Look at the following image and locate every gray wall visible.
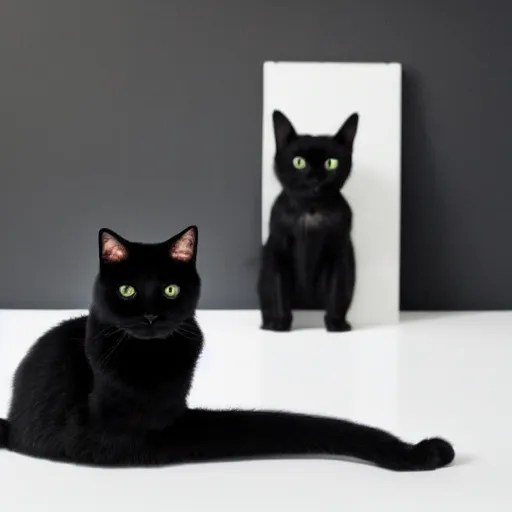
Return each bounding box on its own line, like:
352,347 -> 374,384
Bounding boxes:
1,0 -> 511,310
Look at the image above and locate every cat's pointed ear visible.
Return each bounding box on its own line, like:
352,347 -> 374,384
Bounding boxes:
334,113 -> 359,150
273,110 -> 297,151
169,226 -> 198,263
99,229 -> 129,264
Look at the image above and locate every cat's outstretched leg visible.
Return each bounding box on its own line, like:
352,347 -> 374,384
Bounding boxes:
258,237 -> 293,332
324,240 -> 355,332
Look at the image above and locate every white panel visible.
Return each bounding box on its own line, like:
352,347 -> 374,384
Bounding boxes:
262,62 -> 401,328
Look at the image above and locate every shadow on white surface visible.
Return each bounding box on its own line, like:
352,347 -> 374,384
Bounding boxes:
398,311 -> 490,324
449,453 -> 475,468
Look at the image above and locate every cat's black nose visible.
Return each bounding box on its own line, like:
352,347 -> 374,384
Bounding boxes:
144,314 -> 158,325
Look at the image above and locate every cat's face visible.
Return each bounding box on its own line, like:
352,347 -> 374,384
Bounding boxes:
92,226 -> 200,339
272,111 -> 359,196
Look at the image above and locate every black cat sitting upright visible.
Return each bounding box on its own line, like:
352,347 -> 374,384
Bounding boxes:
259,111 -> 358,332
0,226 -> 454,471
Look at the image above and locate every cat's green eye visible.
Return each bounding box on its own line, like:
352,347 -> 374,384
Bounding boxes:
163,284 -> 180,299
118,285 -> 136,299
325,158 -> 339,171
293,156 -> 307,170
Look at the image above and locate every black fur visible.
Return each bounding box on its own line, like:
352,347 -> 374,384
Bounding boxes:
0,226 -> 454,470
0,419 -> 8,448
259,111 -> 358,332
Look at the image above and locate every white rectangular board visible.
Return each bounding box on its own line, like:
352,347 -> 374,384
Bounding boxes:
262,62 -> 401,328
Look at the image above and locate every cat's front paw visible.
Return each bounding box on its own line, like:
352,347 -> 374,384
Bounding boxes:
324,315 -> 351,332
261,316 -> 292,332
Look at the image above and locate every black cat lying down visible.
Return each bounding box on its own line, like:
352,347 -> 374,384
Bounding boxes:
0,227 -> 454,471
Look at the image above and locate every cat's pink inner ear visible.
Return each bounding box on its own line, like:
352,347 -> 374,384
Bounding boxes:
101,233 -> 128,263
170,228 -> 196,262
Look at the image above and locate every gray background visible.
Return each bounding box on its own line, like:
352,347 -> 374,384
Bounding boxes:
1,0 -> 511,310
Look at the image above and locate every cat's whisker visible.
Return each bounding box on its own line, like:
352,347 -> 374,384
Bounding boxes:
175,326 -> 201,341
175,324 -> 195,334
176,325 -> 197,335
91,325 -> 118,340
104,328 -> 123,338
100,332 -> 126,368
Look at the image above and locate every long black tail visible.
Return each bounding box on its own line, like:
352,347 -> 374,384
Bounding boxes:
0,419 -> 8,448
2,410 -> 454,471
162,409 -> 455,471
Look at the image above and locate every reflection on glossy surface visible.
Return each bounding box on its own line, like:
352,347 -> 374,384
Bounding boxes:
0,310 -> 510,510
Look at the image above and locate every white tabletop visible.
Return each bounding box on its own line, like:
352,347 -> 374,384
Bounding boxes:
0,310 -> 510,511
